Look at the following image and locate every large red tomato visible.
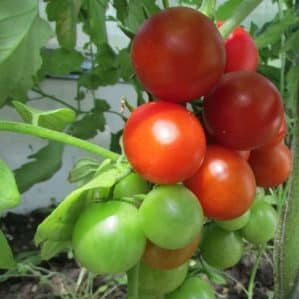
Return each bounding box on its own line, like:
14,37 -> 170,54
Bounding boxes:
131,7 -> 225,103
217,22 -> 258,72
203,71 -> 284,150
249,143 -> 292,187
123,101 -> 206,184
184,145 -> 256,220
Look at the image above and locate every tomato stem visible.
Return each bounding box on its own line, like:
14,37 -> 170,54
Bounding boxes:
219,0 -> 263,38
200,0 -> 216,19
0,121 -> 120,161
126,262 -> 140,299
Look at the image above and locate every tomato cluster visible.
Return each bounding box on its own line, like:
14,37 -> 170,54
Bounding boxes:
71,6 -> 292,298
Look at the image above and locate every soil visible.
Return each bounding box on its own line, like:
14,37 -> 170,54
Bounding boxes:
0,209 -> 274,299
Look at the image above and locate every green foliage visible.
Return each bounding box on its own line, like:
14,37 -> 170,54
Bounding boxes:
0,1 -> 52,105
46,0 -> 81,50
0,230 -> 16,269
0,161 -> 20,214
14,142 -> 64,193
216,0 -> 243,20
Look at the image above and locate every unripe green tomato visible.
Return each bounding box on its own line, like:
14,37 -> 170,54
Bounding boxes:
165,277 -> 215,299
72,201 -> 146,274
138,184 -> 204,249
241,199 -> 278,245
200,224 -> 243,269
139,261 -> 188,295
215,210 -> 251,231
113,173 -> 149,199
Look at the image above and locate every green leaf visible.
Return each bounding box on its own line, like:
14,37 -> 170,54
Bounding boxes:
94,99 -> 110,112
35,165 -> 130,250
82,0 -> 108,47
255,13 -> 299,48
110,130 -> 123,154
258,65 -> 281,90
113,0 -> 129,24
286,66 -> 299,111
69,112 -> 106,139
118,48 -> 134,81
0,161 -> 20,214
13,101 -> 76,131
14,142 -> 64,193
40,48 -> 84,76
216,0 -> 243,20
0,230 -> 16,269
0,9 -> 52,105
46,0 -> 81,50
40,240 -> 70,260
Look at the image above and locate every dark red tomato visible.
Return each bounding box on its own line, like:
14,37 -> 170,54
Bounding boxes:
217,22 -> 258,72
235,150 -> 251,160
142,235 -> 200,270
123,101 -> 206,184
131,7 -> 225,103
184,145 -> 256,220
203,71 -> 284,150
249,143 -> 292,187
258,117 -> 287,150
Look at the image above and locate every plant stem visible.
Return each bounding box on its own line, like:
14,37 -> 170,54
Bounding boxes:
219,0 -> 263,38
278,0 -> 286,94
0,121 -> 120,160
247,246 -> 265,299
200,0 -> 216,19
162,0 -> 169,9
126,262 -> 140,299
31,87 -> 78,111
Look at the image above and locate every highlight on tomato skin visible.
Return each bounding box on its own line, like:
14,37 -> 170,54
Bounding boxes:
217,21 -> 259,72
203,71 -> 284,150
248,143 -> 292,188
184,145 -> 256,220
131,6 -> 226,103
123,101 -> 207,184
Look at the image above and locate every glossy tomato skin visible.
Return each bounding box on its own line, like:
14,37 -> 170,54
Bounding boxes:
165,277 -> 215,299
139,185 -> 204,250
248,143 -> 292,187
203,71 -> 284,150
185,145 -> 256,220
123,101 -> 206,184
142,234 -> 200,270
200,224 -> 243,269
131,7 -> 225,102
72,202 -> 146,274
216,210 -> 251,231
113,173 -> 149,199
235,150 -> 251,160
241,200 -> 278,245
218,22 -> 258,72
139,261 -> 188,295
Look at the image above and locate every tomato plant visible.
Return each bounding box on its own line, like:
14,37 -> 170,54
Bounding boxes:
123,101 -> 206,184
200,224 -> 244,269
165,277 -> 215,299
203,71 -> 284,150
185,145 -> 256,220
249,143 -> 292,187
241,199 -> 278,245
217,22 -> 259,72
131,6 -> 225,102
138,184 -> 204,249
72,201 -> 146,274
139,261 -> 188,295
142,234 -> 200,270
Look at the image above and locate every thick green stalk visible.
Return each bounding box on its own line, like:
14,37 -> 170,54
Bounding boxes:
274,81 -> 299,299
127,263 -> 140,299
200,0 -> 216,19
219,0 -> 263,38
0,121 -> 119,160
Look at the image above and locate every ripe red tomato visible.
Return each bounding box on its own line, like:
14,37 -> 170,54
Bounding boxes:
184,145 -> 256,220
235,150 -> 251,160
217,22 -> 258,72
142,235 -> 200,270
203,71 -> 284,150
131,7 -> 225,103
248,143 -> 292,187
258,117 -> 287,150
123,101 -> 206,184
